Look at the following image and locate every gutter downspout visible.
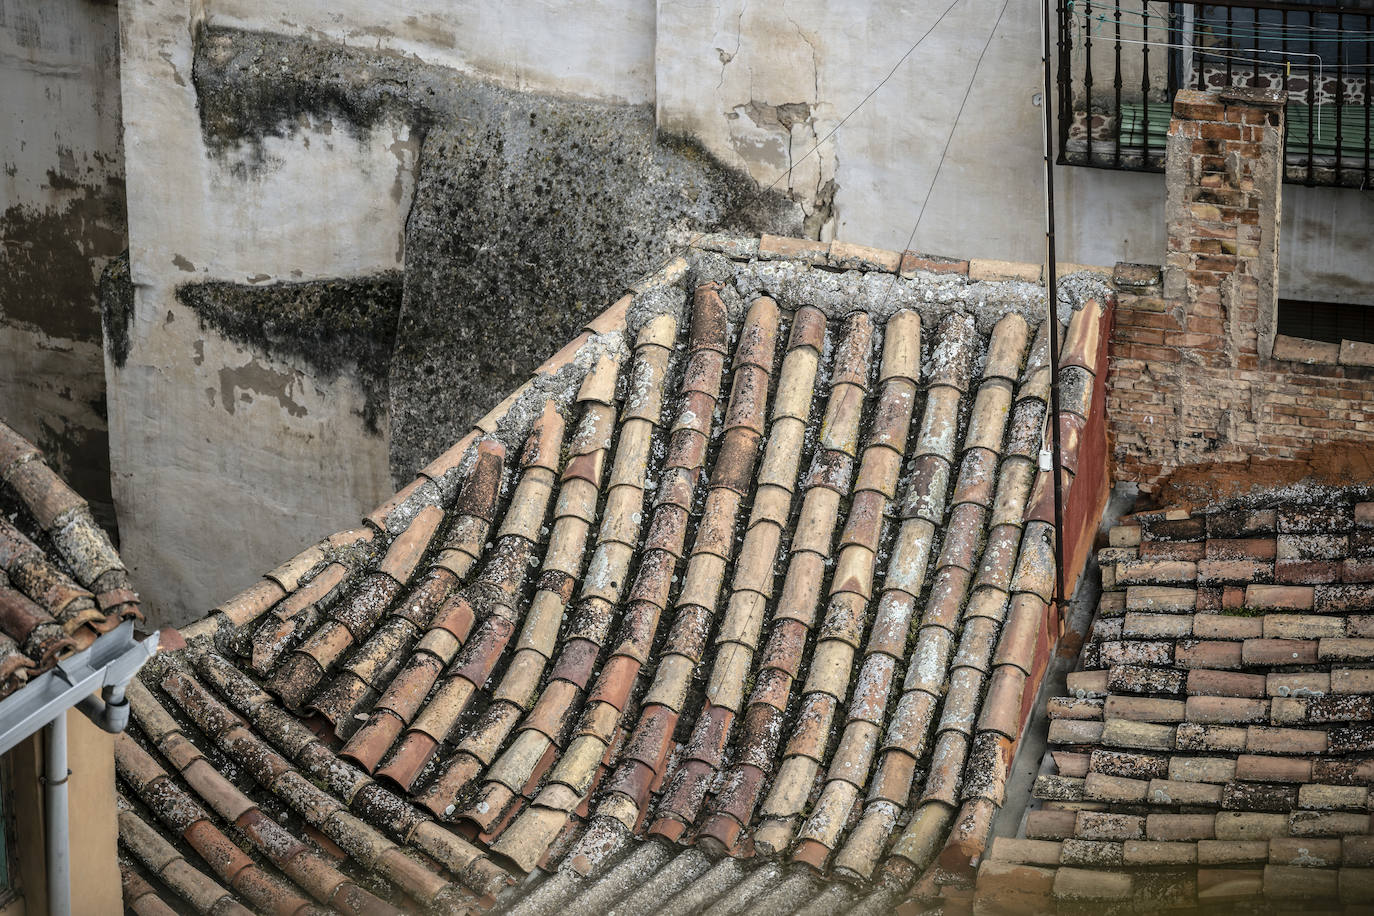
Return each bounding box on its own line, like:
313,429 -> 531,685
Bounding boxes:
33,624 -> 157,916
44,713 -> 69,916
74,683 -> 131,735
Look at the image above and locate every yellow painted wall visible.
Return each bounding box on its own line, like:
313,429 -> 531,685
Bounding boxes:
6,710 -> 121,916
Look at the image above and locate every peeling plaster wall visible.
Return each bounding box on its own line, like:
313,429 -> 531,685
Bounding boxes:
109,0 -> 1371,625
655,0 -> 1138,256
114,3 -> 797,625
655,0 -> 1373,303
113,0 -> 406,624
1,0 -> 125,532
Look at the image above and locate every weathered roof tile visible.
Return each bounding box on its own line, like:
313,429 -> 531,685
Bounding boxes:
118,238 -> 1119,912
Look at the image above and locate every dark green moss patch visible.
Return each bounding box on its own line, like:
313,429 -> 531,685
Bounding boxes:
1221,605 -> 1265,617
192,26 -> 435,160
176,273 -> 404,432
100,251 -> 134,368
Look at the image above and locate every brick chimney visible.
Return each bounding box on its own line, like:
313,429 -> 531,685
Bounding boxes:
1163,87 -> 1286,359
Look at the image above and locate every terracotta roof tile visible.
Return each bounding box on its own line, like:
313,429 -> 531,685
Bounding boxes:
0,420 -> 144,676
122,239 -> 1117,912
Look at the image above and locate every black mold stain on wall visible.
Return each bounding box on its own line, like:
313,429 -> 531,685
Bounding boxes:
1,184 -> 127,535
393,107 -> 801,483
1,185 -> 126,343
99,250 -> 134,369
193,27 -> 805,484
175,273 -> 405,433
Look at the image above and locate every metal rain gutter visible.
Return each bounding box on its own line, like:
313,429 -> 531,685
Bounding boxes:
0,620 -> 160,916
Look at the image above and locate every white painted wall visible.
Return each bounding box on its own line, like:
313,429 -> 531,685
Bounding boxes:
654,0 -> 1371,302
1,0 -> 125,523
108,0 -> 1372,624
113,0 -> 411,624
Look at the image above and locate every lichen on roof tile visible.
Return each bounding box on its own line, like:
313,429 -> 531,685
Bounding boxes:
118,235 -> 1112,914
0,420 -> 145,687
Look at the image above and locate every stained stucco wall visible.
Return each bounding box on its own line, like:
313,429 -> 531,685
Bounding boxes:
208,0 -> 656,105
104,0 -> 1370,625
114,1 -> 797,626
112,0 -> 405,623
199,0 -> 1369,301
654,0 -> 1374,304
0,0 -> 125,532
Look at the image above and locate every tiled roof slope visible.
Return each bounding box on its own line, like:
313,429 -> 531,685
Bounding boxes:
975,491 -> 1374,913
0,420 -> 143,696
120,236 -> 1111,914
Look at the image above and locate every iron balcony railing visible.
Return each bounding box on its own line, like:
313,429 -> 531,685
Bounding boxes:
1057,0 -> 1374,187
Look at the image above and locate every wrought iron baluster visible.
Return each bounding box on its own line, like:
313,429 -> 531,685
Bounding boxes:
1142,0 -> 1151,160
1059,0 -> 1073,158
1195,1 -> 1204,91
1281,9 -> 1290,172
1335,10 -> 1344,186
1167,3 -> 1179,101
1085,0 -> 1095,162
1050,0 -> 1372,188
1281,9 -> 1289,99
1115,0 -> 1123,165
1226,6 -> 1234,84
1307,9 -> 1315,185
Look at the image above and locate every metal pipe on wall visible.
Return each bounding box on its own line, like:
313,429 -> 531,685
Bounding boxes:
1043,0 -> 1069,613
44,713 -> 69,916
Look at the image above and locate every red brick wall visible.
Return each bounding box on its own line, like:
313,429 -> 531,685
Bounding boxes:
1107,89 -> 1374,499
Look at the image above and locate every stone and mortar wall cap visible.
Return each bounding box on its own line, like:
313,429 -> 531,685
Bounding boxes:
969,259 -> 1042,284
1218,86 -> 1287,108
900,251 -> 971,278
1113,263 -> 1162,289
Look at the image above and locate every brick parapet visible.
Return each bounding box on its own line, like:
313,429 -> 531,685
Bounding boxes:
1104,90 -> 1374,496
1108,278 -> 1374,493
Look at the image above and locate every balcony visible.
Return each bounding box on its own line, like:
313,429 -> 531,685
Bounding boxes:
1057,0 -> 1374,187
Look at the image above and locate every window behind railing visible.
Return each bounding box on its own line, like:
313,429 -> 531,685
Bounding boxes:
1278,298 -> 1374,345
1058,0 -> 1374,187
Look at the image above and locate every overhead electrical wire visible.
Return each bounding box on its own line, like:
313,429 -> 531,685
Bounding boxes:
882,0 -> 1015,303
759,0 -> 971,195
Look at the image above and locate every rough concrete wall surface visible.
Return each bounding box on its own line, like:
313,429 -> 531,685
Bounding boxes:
113,7 -> 801,625
390,106 -> 799,481
174,273 -> 404,433
163,0 -> 1374,304
655,0 -> 1154,261
1278,185 -> 1374,304
209,0 -> 656,105
190,24 -> 801,479
1,0 -> 126,532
